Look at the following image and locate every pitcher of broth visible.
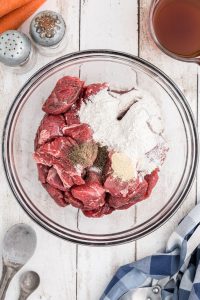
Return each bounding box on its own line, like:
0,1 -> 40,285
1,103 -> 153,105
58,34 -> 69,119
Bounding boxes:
149,0 -> 200,63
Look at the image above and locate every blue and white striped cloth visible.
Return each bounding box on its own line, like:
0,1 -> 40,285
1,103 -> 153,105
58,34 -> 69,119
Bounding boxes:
100,204 -> 200,300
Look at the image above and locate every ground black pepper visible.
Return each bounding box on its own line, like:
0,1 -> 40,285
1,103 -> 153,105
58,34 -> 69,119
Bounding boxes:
69,142 -> 98,167
94,145 -> 108,170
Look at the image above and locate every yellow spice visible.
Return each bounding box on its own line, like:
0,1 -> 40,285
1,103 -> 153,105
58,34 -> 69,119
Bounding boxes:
111,152 -> 137,181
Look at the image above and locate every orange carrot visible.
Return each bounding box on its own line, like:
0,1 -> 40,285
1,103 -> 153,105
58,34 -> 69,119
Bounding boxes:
0,0 -> 46,34
0,0 -> 33,18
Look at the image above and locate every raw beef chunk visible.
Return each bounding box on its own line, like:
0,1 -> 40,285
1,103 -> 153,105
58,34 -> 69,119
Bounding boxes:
37,137 -> 77,159
71,182 -> 105,210
34,151 -> 54,167
34,137 -> 85,188
46,167 -> 66,191
104,175 -> 140,198
42,76 -> 84,115
65,191 -> 83,209
64,106 -> 80,125
82,203 -> 114,218
35,114 -> 65,149
43,183 -> 68,207
62,123 -> 93,143
86,170 -> 103,184
109,180 -> 148,209
37,164 -> 49,183
83,83 -> 109,99
54,163 -> 85,188
144,169 -> 159,197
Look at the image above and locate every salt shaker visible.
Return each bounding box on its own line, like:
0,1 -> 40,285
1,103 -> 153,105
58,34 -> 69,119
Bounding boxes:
0,30 -> 36,72
30,10 -> 66,56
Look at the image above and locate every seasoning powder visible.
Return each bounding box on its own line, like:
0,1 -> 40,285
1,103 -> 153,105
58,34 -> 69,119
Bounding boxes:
69,142 -> 98,167
79,87 -> 167,179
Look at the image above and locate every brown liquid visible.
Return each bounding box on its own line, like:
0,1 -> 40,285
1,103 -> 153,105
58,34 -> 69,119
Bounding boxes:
152,0 -> 200,58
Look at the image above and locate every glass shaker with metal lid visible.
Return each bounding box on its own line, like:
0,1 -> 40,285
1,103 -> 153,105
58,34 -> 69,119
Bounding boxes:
0,30 -> 36,72
30,10 -> 66,56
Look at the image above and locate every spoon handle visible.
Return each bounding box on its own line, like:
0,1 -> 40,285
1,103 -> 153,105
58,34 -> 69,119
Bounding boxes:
0,263 -> 18,300
18,290 -> 29,300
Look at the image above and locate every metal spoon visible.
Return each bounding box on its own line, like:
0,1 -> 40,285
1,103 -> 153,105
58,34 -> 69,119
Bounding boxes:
0,224 -> 37,300
18,271 -> 40,300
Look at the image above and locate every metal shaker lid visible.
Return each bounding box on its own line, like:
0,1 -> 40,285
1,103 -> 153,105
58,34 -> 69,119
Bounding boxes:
30,10 -> 66,47
0,31 -> 32,67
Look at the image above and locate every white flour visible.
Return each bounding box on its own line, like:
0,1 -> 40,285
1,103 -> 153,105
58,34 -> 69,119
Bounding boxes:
79,87 -> 167,179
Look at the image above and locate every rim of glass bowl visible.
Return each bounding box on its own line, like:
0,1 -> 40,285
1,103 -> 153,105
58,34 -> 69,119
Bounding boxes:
2,50 -> 198,246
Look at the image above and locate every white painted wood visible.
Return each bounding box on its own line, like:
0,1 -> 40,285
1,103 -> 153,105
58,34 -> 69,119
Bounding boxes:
0,0 -> 198,299
0,0 -> 79,299
136,0 -> 198,259
77,244 -> 136,300
80,0 -> 138,53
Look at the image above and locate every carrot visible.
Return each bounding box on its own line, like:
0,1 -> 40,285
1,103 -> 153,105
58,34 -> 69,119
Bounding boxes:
0,0 -> 46,34
0,0 -> 33,18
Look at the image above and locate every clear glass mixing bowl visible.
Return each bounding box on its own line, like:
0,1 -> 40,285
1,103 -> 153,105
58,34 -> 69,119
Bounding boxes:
2,50 -> 198,246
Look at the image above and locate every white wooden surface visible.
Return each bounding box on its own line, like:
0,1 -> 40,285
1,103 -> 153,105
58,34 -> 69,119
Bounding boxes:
0,1 -> 198,299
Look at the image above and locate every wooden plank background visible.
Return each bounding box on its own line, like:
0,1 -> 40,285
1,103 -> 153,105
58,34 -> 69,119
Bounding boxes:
0,0 -> 198,299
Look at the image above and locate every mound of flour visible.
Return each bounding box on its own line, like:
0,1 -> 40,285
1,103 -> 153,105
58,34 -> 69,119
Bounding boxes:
79,87 -> 166,178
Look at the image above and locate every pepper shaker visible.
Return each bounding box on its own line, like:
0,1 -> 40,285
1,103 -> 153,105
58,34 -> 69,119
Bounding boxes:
0,30 -> 36,72
30,10 -> 66,56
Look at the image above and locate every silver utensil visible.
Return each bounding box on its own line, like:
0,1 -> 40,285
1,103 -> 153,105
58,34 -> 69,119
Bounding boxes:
0,224 -> 37,300
0,31 -> 32,67
18,271 -> 40,300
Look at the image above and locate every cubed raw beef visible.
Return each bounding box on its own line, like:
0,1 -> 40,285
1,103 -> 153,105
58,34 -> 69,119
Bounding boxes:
43,183 -> 68,207
34,137 -> 85,188
108,195 -> 130,209
109,180 -> 148,209
86,170 -> 102,184
64,106 -> 80,125
65,191 -> 83,209
36,137 -> 97,169
54,163 -> 85,188
131,179 -> 149,201
145,169 -> 159,197
37,137 -> 77,159
46,167 -> 66,191
83,83 -> 109,99
71,182 -> 105,210
35,114 -> 65,149
68,170 -> 105,212
37,164 -> 50,183
62,123 -> 93,143
34,148 -> 67,170
110,170 -> 159,210
33,152 -> 54,166
42,76 -> 84,115
104,175 -> 140,198
82,202 -> 113,218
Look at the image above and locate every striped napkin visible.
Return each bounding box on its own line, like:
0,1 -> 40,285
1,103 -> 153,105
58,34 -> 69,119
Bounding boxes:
100,204 -> 200,300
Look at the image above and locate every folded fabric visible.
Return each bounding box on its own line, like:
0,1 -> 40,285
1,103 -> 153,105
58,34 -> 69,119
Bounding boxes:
100,204 -> 200,300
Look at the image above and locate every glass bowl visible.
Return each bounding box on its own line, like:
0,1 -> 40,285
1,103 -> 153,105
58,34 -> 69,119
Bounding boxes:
2,50 -> 198,246
149,0 -> 200,64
